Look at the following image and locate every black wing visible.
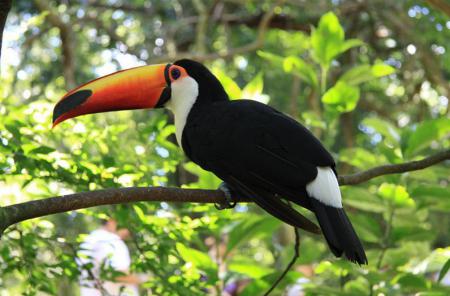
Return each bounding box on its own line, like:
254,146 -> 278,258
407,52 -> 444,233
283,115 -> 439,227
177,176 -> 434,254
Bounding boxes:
182,100 -> 335,233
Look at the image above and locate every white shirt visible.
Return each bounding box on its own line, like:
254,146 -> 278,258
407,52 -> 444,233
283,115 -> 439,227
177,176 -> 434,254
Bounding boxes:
77,229 -> 139,296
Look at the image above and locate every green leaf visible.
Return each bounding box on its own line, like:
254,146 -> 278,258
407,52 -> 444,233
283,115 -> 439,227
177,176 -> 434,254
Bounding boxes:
240,271 -> 300,296
392,273 -> 429,290
411,185 -> 449,199
391,226 -> 434,243
29,146 -> 56,155
228,262 -> 273,278
342,187 -> 386,213
322,81 -> 360,113
339,147 -> 382,169
258,51 -> 318,87
339,64 -> 374,86
350,214 -> 382,243
340,62 -> 395,86
372,61 -> 396,77
416,293 -> 449,296
212,67 -> 242,100
344,276 -> 370,295
176,243 -> 217,273
405,118 -> 450,157
283,56 -> 318,87
311,12 -> 345,66
378,183 -> 415,207
242,72 -> 264,98
340,39 -> 365,54
257,50 -> 284,65
438,258 -> 450,282
363,117 -> 400,147
226,215 -> 280,257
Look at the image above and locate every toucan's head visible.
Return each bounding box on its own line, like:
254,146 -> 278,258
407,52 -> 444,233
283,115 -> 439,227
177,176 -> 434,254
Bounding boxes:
52,59 -> 227,127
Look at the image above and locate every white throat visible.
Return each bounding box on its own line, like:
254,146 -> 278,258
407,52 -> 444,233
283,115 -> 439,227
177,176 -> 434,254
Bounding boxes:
166,76 -> 199,146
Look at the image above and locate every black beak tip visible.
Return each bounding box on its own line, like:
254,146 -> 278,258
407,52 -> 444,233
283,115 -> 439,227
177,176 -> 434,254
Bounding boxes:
52,89 -> 92,124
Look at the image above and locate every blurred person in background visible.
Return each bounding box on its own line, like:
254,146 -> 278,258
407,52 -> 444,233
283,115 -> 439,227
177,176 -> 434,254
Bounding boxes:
76,218 -> 148,296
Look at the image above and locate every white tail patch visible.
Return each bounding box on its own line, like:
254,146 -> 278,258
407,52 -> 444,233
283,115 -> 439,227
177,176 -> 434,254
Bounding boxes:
306,166 -> 342,208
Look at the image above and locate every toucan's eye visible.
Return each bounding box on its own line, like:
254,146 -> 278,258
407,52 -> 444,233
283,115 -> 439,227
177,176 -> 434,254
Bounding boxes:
171,68 -> 181,80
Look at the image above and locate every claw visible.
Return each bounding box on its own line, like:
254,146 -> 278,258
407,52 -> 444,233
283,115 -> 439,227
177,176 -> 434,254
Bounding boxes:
215,182 -> 237,210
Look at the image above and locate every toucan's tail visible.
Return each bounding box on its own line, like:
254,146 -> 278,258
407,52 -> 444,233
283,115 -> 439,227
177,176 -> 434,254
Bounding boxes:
310,198 -> 368,264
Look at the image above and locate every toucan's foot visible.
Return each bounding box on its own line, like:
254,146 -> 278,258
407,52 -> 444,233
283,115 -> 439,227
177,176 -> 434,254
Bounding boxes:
215,182 -> 237,210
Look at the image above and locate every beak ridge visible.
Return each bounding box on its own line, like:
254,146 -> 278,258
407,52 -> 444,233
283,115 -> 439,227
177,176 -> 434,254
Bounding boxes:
52,64 -> 169,127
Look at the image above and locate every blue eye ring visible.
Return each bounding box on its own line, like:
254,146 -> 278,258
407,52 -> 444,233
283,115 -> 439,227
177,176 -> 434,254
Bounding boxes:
171,68 -> 181,80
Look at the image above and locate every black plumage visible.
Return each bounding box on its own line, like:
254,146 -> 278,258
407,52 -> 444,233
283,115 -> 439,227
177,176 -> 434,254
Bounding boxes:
175,60 -> 367,264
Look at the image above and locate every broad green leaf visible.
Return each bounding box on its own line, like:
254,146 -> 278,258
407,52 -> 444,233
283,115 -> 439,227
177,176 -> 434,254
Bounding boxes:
133,204 -> 148,223
176,243 -> 216,272
212,67 -> 242,99
228,262 -> 273,278
340,62 -> 395,86
283,56 -> 318,87
339,147 -> 382,169
372,61 -> 396,77
239,278 -> 270,296
391,226 -> 434,243
411,185 -> 450,211
438,258 -> 450,282
342,187 -> 386,213
258,51 -> 318,86
350,214 -> 382,243
416,293 -> 449,296
339,64 -> 374,86
257,50 -> 284,65
378,183 -> 415,207
302,111 -> 327,129
392,273 -> 429,290
311,12 -> 345,66
405,118 -> 450,157
242,72 -> 263,98
340,39 -> 365,54
242,72 -> 269,103
240,271 -> 300,296
322,81 -> 360,113
363,117 -> 400,147
29,146 -> 56,155
25,11 -> 49,29
183,162 -> 221,189
344,276 -> 370,295
226,215 -> 280,257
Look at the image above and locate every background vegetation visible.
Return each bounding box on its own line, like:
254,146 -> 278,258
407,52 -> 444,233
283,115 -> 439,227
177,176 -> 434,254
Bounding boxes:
0,0 -> 449,295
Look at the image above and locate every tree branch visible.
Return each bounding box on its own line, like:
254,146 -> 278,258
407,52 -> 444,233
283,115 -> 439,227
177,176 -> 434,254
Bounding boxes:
0,0 -> 12,63
339,149 -> 450,185
425,0 -> 450,18
149,0 -> 284,63
0,150 -> 448,237
34,0 -> 76,90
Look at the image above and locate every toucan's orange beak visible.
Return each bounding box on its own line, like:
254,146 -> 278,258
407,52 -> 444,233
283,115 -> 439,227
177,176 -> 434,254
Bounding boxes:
52,64 -> 171,127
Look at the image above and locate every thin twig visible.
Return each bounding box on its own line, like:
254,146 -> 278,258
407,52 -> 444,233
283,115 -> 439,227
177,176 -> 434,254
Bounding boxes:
264,226 -> 300,296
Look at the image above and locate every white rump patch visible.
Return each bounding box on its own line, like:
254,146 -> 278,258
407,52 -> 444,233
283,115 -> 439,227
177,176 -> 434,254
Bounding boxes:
306,166 -> 342,208
166,76 -> 199,146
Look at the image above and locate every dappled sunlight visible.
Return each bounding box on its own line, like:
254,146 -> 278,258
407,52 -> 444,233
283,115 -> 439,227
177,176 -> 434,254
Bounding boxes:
0,1 -> 449,295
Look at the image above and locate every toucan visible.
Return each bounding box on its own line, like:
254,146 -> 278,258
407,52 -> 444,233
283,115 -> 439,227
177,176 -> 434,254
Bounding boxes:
52,59 -> 367,264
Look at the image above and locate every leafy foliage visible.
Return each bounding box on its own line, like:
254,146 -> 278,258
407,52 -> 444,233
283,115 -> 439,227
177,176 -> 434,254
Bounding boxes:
0,1 -> 449,296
